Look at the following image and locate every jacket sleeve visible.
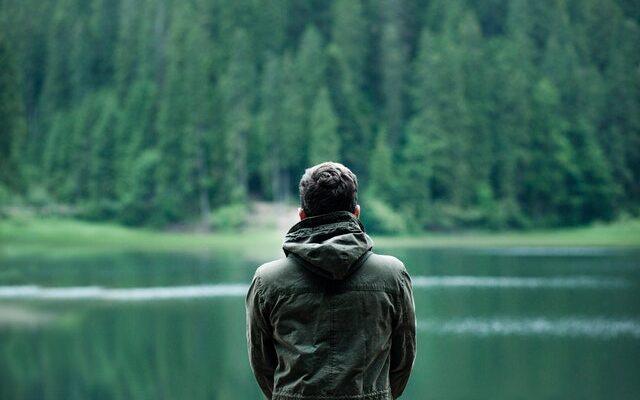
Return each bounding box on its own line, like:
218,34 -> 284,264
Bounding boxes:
246,275 -> 277,399
389,268 -> 417,399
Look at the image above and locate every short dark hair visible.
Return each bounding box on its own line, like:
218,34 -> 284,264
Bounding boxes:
299,162 -> 358,217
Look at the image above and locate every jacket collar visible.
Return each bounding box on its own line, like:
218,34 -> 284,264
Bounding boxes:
282,211 -> 373,280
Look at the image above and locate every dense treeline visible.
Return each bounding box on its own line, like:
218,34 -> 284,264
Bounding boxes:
0,0 -> 638,231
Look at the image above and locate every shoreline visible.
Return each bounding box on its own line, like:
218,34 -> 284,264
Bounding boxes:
2,217 -> 639,255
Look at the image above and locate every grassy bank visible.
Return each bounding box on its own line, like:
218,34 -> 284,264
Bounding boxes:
1,217 -> 639,257
0,217 -> 284,257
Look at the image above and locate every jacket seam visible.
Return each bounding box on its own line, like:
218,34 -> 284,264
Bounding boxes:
273,388 -> 391,399
271,287 -> 397,294
330,283 -> 336,381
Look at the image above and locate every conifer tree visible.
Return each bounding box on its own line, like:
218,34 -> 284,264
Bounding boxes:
114,0 -> 143,98
42,111 -> 75,200
525,79 -> 579,225
368,129 -> 394,204
0,31 -> 26,192
68,93 -> 104,202
308,87 -> 340,165
154,2 -> 214,222
296,25 -> 326,134
255,54 -> 285,200
329,0 -> 371,175
115,80 -> 156,202
89,93 -> 119,217
405,28 -> 450,224
219,28 -> 256,203
155,7 -> 191,222
40,0 -> 74,115
279,53 -> 306,185
380,20 -> 406,145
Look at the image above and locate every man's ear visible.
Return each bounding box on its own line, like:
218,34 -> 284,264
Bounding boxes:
354,204 -> 361,218
298,208 -> 307,220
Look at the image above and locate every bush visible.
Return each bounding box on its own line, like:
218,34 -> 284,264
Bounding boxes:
26,185 -> 54,209
360,195 -> 408,235
119,150 -> 160,226
0,184 -> 11,217
208,203 -> 246,231
81,200 -> 119,221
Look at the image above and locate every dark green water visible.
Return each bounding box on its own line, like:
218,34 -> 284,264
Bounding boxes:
1,246 -> 639,399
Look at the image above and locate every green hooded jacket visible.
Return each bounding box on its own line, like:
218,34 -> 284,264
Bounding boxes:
246,211 -> 416,400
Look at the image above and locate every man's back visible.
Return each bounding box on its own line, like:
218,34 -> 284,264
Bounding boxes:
246,211 -> 416,400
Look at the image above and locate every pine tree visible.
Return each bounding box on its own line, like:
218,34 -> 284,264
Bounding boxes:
401,119 -> 434,228
69,10 -> 93,101
218,28 -> 256,204
255,53 -> 285,200
40,0 -> 74,115
600,18 -> 640,208
115,80 -> 156,202
279,53 -> 306,188
525,79 -> 580,225
0,31 -> 27,192
69,92 -> 104,202
155,9 -> 191,223
295,25 -> 326,166
89,93 -> 119,217
368,129 -> 394,204
119,149 -> 160,225
42,110 -> 75,200
380,20 -> 406,145
114,0 -> 143,98
154,2 -> 214,222
308,87 -> 340,165
329,0 -> 372,175
88,0 -> 119,86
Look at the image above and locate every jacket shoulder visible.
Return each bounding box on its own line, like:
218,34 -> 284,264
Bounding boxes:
253,257 -> 308,292
255,257 -> 292,280
351,252 -> 411,290
367,253 -> 406,271
365,253 -> 408,277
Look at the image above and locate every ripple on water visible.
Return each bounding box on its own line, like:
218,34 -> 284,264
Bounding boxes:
411,275 -> 632,289
418,317 -> 640,339
472,247 -> 620,257
0,284 -> 249,301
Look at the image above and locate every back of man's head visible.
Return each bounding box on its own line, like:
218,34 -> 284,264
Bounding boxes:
299,162 -> 358,217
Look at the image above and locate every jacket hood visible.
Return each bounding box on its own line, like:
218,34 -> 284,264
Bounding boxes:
282,211 -> 374,280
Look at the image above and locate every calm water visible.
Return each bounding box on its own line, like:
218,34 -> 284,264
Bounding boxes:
0,246 -> 639,399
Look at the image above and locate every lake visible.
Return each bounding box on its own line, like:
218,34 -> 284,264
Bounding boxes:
1,245 -> 639,399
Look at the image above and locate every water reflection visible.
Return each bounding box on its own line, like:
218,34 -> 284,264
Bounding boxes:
419,317 -> 640,339
411,275 -> 632,289
0,248 -> 639,399
0,284 -> 249,301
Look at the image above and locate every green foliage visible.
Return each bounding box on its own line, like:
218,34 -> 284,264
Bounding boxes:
368,129 -> 394,204
255,54 -> 286,201
0,184 -> 12,210
89,93 -> 119,205
119,150 -> 160,226
208,204 -> 247,232
42,111 -> 75,200
0,0 -> 638,231
0,31 -> 26,192
380,18 -> 407,144
360,195 -> 408,235
308,87 -> 340,165
219,28 -> 256,204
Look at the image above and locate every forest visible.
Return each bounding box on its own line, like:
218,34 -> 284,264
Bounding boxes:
0,0 -> 638,232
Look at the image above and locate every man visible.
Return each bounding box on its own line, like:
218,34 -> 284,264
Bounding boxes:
246,162 -> 416,400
